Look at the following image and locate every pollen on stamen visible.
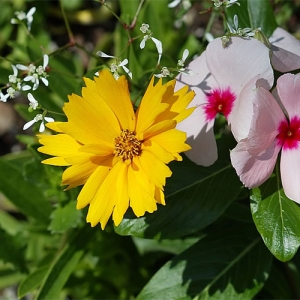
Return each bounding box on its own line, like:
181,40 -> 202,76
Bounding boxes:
114,129 -> 142,164
203,87 -> 236,121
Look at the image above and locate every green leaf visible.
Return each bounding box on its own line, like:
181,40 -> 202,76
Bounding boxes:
0,269 -> 24,290
35,225 -> 95,300
247,0 -> 277,37
251,175 -> 300,262
137,224 -> 272,299
0,228 -> 27,272
0,158 -> 52,224
18,265 -> 49,298
116,151 -> 242,239
48,201 -> 82,234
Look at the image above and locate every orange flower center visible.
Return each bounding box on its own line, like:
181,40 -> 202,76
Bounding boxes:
114,129 -> 142,162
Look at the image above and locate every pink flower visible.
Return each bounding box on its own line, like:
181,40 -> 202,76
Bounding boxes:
269,27 -> 300,72
230,73 -> 300,203
176,37 -> 273,166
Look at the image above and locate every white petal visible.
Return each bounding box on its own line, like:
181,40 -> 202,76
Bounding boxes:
140,38 -> 146,49
151,37 -> 163,64
43,54 -> 49,68
168,0 -> 181,7
21,85 -> 32,91
39,122 -> 45,132
11,65 -> 18,76
16,64 -> 29,71
28,93 -> 36,104
41,77 -> 49,86
44,117 -> 54,123
23,119 -> 36,130
26,7 -> 36,18
121,65 -> 132,79
182,49 -> 189,62
119,59 -> 128,67
96,51 -> 114,58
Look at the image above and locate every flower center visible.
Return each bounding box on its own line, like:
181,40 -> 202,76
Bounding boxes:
203,87 -> 236,121
276,116 -> 300,150
114,129 -> 142,162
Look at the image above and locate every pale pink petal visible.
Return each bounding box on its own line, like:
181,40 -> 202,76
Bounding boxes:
228,75 -> 258,141
230,139 -> 280,188
177,106 -> 217,166
276,73 -> 300,118
247,86 -> 285,155
269,27 -> 300,72
280,148 -> 300,204
206,37 -> 273,94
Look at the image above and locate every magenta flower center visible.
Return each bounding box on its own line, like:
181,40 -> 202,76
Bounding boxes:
277,116 -> 300,150
203,87 -> 236,121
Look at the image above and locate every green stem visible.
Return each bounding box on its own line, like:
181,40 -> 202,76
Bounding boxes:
59,0 -> 75,44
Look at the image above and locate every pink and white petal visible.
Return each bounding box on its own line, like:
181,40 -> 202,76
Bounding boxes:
247,86 -> 285,155
228,75 -> 258,141
230,139 -> 280,188
177,106 -> 217,166
175,51 -> 218,107
280,148 -> 300,204
206,37 -> 273,94
269,27 -> 300,72
276,73 -> 300,118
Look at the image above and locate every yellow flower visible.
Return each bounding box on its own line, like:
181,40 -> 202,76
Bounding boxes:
38,69 -> 195,229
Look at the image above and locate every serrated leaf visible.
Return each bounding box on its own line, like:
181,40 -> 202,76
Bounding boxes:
48,201 -> 82,234
116,153 -> 241,239
35,225 -> 95,300
137,225 -> 272,299
251,175 -> 300,262
0,158 -> 52,224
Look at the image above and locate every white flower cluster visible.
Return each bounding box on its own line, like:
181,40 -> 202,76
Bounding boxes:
11,7 -> 36,31
212,0 -> 240,8
96,52 -> 132,80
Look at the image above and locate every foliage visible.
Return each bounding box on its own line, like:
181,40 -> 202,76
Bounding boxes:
0,0 -> 300,299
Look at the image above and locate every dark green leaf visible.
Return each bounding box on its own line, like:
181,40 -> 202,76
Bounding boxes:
137,224 -> 272,299
251,175 -> 300,262
0,158 -> 52,224
35,225 -> 95,300
18,265 -> 49,298
247,0 -> 277,37
0,228 -> 27,272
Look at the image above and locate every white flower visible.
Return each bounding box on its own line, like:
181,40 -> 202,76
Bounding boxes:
227,15 -> 255,38
8,65 -> 19,84
0,92 -> 9,102
139,24 -> 163,65
17,54 -> 49,90
27,93 -> 39,110
154,67 -> 171,78
168,0 -> 191,9
23,114 -> 54,132
178,49 -> 189,67
11,7 -> 36,31
97,51 -> 132,79
7,87 -> 16,98
213,0 -> 240,8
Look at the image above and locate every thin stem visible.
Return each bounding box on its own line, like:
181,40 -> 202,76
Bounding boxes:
129,0 -> 146,29
97,0 -> 127,27
202,10 -> 216,43
59,0 -> 75,44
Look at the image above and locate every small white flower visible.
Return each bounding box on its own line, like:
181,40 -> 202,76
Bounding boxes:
168,0 -> 191,9
11,7 -> 36,31
7,87 -> 16,98
227,15 -> 254,38
139,24 -> 163,65
213,0 -> 240,8
8,65 -> 19,84
155,67 -> 171,78
27,93 -> 39,110
0,92 -> 9,102
97,51 -> 132,79
23,114 -> 54,132
178,49 -> 189,67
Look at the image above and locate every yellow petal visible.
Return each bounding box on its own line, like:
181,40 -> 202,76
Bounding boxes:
94,70 -> 135,131
45,121 -> 65,133
143,119 -> 176,140
79,143 -> 114,156
149,128 -> 191,155
42,157 -> 70,166
38,134 -> 81,163
76,156 -> 114,209
128,160 -> 157,217
86,160 -> 125,229
142,139 -> 174,164
61,93 -> 118,145
135,77 -> 169,134
155,187 -> 166,205
136,151 -> 172,190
